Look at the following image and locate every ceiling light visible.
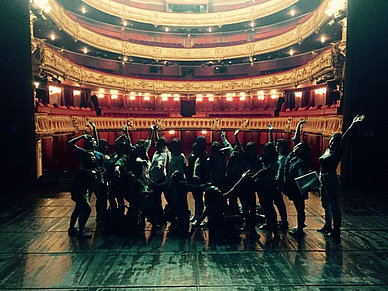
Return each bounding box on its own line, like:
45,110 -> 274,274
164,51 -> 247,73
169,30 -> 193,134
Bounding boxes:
290,9 -> 296,16
165,27 -> 169,32
83,47 -> 88,54
289,49 -> 294,56
50,33 -> 56,41
320,36 -> 326,43
123,20 -> 128,26
81,7 -> 86,14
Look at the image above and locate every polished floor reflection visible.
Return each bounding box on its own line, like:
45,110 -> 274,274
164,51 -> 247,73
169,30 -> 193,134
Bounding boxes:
0,184 -> 388,290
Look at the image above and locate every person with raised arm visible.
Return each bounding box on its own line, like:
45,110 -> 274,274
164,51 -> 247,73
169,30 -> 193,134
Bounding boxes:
68,122 -> 107,228
318,115 -> 365,242
268,123 -> 290,230
149,124 -> 170,225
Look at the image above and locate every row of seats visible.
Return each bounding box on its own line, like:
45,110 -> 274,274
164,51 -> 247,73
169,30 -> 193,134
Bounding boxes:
36,103 -> 96,116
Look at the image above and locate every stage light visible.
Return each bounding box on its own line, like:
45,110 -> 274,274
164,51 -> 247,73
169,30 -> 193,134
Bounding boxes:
169,130 -> 175,134
129,95 -> 136,100
33,82 -> 40,88
295,91 -> 302,98
165,27 -> 169,32
123,20 -> 128,26
83,47 -> 88,54
49,85 -> 61,94
161,94 -> 168,101
208,27 -> 212,32
315,88 -> 327,95
201,130 -> 208,134
50,33 -> 56,41
98,93 -> 104,98
320,36 -> 326,43
290,9 -> 296,16
81,7 -> 86,14
173,94 -> 180,101
271,90 -> 278,99
196,94 -> 203,102
257,91 -> 265,100
144,96 -> 150,101
73,90 -> 81,96
123,56 -> 128,62
289,49 -> 294,56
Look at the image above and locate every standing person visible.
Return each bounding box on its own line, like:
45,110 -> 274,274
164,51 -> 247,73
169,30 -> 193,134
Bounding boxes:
268,124 -> 290,230
283,141 -> 310,236
225,130 -> 247,214
318,115 -> 364,242
149,124 -> 169,225
68,131 -> 107,228
187,136 -> 208,222
68,154 -> 96,239
207,140 -> 230,187
251,142 -> 279,233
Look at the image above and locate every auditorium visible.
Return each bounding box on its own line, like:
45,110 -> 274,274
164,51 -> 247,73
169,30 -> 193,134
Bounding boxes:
0,0 -> 388,289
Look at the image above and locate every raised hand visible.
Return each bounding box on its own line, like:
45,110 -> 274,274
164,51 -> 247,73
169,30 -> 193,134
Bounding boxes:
352,115 -> 365,123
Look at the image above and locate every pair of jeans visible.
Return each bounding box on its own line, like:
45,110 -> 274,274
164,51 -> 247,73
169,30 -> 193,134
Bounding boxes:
320,172 -> 341,228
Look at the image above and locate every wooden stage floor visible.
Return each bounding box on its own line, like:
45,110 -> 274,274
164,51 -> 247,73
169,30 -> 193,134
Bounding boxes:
0,180 -> 388,290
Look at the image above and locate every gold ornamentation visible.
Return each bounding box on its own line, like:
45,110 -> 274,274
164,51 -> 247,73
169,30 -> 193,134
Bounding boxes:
35,115 -> 343,139
82,0 -> 298,27
43,0 -> 331,61
42,46 -> 333,93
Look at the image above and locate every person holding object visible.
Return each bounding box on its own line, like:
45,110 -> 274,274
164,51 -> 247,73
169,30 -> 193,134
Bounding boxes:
318,115 -> 365,242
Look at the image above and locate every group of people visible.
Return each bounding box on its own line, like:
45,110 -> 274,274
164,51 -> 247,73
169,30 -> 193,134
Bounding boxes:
68,115 -> 364,243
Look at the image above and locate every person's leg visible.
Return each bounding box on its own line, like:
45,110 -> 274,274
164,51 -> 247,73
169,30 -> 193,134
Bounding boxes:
78,199 -> 92,239
273,189 -> 288,228
318,176 -> 333,233
290,197 -> 305,235
258,192 -> 277,230
69,203 -> 81,236
325,174 -> 341,241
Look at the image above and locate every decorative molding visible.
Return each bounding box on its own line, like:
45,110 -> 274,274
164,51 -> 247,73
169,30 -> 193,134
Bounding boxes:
42,45 -> 333,93
81,0 -> 298,27
42,0 -> 332,61
35,114 -> 343,139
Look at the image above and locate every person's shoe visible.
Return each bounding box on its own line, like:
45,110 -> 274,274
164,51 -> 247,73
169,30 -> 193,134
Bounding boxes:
278,221 -> 289,231
77,230 -> 92,239
200,220 -> 209,228
317,224 -> 332,234
189,215 -> 197,222
325,228 -> 341,242
68,227 -> 78,237
289,227 -> 305,236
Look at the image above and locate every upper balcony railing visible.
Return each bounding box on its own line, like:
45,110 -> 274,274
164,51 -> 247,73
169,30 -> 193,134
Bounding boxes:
81,0 -> 298,27
49,43 -> 328,79
39,0 -> 331,60
66,10 -> 312,49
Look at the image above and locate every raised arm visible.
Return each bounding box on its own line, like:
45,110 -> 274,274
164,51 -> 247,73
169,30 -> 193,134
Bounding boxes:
88,120 -> 100,150
292,119 -> 306,146
221,131 -> 233,153
123,125 -> 132,147
268,123 -> 274,144
338,114 -> 365,152
223,170 -> 250,197
153,124 -> 160,144
234,129 -> 244,153
68,134 -> 86,150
